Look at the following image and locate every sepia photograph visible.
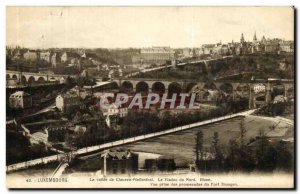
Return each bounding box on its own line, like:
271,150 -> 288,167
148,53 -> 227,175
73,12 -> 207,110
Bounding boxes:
5,6 -> 295,189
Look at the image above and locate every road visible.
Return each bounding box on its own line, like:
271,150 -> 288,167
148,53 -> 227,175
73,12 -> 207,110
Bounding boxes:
176,55 -> 233,66
248,115 -> 293,126
7,109 -> 257,172
20,124 -> 65,154
6,103 -> 56,124
124,56 -> 233,78
33,103 -> 56,115
52,162 -> 69,178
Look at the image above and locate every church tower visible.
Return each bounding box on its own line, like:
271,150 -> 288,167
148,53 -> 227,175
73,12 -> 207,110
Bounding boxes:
253,32 -> 257,43
261,35 -> 267,44
240,33 -> 245,44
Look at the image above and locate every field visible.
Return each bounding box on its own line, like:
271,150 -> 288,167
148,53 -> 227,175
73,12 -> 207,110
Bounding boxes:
69,116 -> 293,171
8,116 -> 293,174
115,116 -> 293,167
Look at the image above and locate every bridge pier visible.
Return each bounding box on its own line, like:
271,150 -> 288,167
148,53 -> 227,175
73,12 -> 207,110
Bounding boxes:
265,90 -> 272,104
249,86 -> 255,109
284,88 -> 288,100
265,82 -> 272,104
232,89 -> 237,101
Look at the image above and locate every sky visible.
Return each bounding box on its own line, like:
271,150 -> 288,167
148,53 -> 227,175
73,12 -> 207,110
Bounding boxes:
6,6 -> 294,48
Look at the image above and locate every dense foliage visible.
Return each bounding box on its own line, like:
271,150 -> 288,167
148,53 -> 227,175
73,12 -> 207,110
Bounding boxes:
254,102 -> 293,117
195,120 -> 293,173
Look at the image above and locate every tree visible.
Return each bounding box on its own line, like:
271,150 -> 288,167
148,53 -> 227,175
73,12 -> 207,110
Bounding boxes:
255,102 -> 288,117
120,110 -> 140,138
73,111 -> 83,123
275,141 -> 293,172
255,129 -> 270,170
211,131 -> 224,171
64,133 -> 73,148
212,132 -> 219,152
226,137 -> 255,172
195,131 -> 204,162
226,139 -> 239,171
159,111 -> 172,130
239,118 -> 247,147
258,146 -> 277,172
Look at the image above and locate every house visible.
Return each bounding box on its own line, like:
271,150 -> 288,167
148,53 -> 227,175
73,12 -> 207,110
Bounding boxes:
261,36 -> 267,44
61,52 -> 68,63
105,115 -> 119,128
140,47 -> 175,65
40,51 -> 51,63
60,52 -> 81,63
9,91 -> 32,109
131,54 -> 142,64
198,90 -> 221,102
12,50 -> 22,60
74,125 -> 87,134
70,58 -> 81,68
101,102 -> 128,118
81,70 -> 88,78
144,156 -> 176,172
253,84 -> 266,94
100,102 -> 128,129
279,41 -> 294,53
273,95 -> 286,103
100,149 -> 139,176
279,61 -> 287,71
30,129 -> 49,145
220,45 -> 230,55
59,77 -> 66,84
70,86 -> 92,100
264,41 -> 279,53
6,78 -> 19,86
94,92 -> 113,102
51,53 -> 59,68
81,52 -> 86,58
97,93 -> 128,118
193,48 -> 202,57
182,48 -> 192,58
56,91 -> 81,113
200,44 -> 215,55
23,50 -> 38,61
195,151 -> 218,173
47,126 -> 68,142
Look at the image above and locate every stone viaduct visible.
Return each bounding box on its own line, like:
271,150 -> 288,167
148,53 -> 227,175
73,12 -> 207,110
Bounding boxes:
110,77 -> 294,109
6,70 -> 70,84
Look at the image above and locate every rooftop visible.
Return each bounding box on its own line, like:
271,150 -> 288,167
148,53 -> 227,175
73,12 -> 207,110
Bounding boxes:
101,149 -> 137,160
141,47 -> 175,54
10,91 -> 30,98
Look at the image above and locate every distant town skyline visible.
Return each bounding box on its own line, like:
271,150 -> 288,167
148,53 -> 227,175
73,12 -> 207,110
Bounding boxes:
7,7 -> 294,49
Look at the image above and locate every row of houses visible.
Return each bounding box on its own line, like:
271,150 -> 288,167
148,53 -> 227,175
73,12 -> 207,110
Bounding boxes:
7,33 -> 293,69
129,34 -> 294,66
130,47 -> 176,65
95,92 -> 128,129
8,91 -> 32,109
177,33 -> 294,59
7,48 -> 102,69
54,86 -> 129,129
100,149 -> 177,176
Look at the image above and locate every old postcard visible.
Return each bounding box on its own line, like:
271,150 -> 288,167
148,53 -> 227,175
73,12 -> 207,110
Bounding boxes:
6,6 -> 295,189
